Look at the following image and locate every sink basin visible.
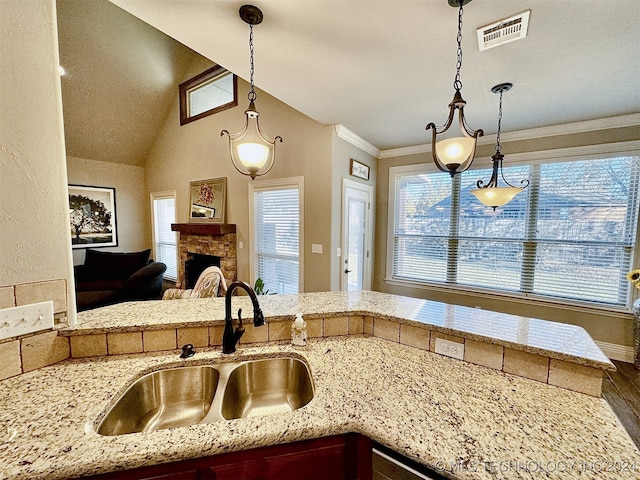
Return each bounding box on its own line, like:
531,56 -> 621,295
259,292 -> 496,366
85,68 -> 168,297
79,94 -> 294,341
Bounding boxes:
96,356 -> 314,435
220,357 -> 314,420
97,365 -> 219,436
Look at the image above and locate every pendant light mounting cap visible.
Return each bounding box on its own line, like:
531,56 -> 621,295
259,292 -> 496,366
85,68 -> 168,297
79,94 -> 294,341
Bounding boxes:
239,5 -> 263,25
448,0 -> 472,7
491,82 -> 513,94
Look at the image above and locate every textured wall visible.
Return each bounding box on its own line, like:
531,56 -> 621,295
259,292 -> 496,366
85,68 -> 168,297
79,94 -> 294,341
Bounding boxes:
145,64 -> 334,292
66,156 -> 149,265
0,0 -> 73,308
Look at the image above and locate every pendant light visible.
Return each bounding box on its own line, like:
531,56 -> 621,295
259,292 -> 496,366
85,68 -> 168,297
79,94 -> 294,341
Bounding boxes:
426,0 -> 483,177
470,82 -> 529,210
221,4 -> 282,180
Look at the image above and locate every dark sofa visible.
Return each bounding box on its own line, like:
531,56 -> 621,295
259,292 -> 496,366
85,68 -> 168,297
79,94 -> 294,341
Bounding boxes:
74,249 -> 167,311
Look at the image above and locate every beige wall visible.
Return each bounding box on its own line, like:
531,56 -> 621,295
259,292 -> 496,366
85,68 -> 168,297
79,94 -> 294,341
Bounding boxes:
374,126 -> 640,347
66,156 -> 150,265
145,70 -> 334,291
0,0 -> 74,318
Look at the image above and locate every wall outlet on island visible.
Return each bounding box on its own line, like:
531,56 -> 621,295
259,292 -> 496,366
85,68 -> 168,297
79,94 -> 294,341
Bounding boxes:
434,338 -> 464,360
0,301 -> 54,340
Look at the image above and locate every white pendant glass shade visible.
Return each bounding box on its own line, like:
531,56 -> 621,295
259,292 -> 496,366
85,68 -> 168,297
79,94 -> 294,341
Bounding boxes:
435,136 -> 476,169
237,142 -> 269,169
223,104 -> 281,180
470,186 -> 523,209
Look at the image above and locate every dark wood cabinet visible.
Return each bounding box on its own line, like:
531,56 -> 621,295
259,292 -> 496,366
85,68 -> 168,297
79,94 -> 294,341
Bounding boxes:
85,434 -> 372,480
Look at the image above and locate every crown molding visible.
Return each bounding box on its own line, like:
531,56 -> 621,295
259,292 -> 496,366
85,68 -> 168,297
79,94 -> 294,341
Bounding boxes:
379,113 -> 640,159
334,124 -> 380,158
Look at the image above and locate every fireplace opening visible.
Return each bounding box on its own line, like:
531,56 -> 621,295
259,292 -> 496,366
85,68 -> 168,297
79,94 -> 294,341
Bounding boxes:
185,253 -> 221,289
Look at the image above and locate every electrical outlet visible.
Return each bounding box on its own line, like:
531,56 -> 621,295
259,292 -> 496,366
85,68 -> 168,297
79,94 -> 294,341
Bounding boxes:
311,244 -> 323,254
434,338 -> 464,360
0,301 -> 54,340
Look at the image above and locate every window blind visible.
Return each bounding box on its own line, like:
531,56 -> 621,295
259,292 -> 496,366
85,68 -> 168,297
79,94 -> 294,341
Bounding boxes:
391,155 -> 640,308
253,187 -> 300,294
153,196 -> 177,281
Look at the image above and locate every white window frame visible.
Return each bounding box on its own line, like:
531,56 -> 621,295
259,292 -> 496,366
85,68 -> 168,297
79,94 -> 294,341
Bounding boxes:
150,190 -> 177,282
386,141 -> 640,313
248,176 -> 305,293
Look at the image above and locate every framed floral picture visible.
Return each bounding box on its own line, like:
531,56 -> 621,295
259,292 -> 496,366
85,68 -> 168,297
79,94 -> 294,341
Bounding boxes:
188,177 -> 227,223
68,185 -> 118,248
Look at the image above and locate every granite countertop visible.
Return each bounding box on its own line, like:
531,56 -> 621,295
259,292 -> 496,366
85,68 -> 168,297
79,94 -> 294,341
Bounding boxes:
0,336 -> 638,480
63,291 -> 614,370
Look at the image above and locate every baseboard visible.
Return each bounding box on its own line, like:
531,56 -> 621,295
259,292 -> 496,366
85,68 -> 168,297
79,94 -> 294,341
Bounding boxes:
595,341 -> 635,363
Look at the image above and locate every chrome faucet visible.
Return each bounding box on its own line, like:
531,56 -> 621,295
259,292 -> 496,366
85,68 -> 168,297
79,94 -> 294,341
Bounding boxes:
222,281 -> 265,354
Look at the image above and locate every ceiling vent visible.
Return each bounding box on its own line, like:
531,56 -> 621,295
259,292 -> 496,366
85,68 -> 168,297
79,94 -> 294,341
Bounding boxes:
477,10 -> 531,51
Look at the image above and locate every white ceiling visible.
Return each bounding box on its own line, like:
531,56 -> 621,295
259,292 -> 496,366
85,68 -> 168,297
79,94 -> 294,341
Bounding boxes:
59,0 -> 639,164
106,0 -> 640,153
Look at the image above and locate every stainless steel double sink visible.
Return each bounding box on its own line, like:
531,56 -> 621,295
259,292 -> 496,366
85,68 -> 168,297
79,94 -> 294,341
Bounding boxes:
96,356 -> 314,436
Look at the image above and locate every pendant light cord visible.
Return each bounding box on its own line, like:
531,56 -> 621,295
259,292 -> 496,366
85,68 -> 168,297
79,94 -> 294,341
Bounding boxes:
453,1 -> 464,92
495,89 -> 504,154
248,23 -> 257,102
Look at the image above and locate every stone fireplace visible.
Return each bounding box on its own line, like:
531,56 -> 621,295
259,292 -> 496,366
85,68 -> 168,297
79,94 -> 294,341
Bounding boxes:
171,223 -> 237,288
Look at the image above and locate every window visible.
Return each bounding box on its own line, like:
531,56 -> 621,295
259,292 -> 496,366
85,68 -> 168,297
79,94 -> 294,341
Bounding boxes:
179,65 -> 237,125
388,154 -> 640,309
249,177 -> 304,294
151,192 -> 178,281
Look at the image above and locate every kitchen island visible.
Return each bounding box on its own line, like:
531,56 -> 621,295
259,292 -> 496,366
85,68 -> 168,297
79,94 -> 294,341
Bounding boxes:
0,292 -> 638,479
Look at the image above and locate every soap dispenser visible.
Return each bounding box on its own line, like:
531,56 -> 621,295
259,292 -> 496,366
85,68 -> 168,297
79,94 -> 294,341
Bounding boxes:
291,312 -> 307,347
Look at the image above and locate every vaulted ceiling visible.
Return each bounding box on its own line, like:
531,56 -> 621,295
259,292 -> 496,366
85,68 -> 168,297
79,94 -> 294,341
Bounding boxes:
57,0 -> 210,166
59,0 -> 640,165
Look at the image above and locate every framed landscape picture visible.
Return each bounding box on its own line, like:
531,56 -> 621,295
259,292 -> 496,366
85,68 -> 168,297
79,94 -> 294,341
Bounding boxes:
188,177 -> 227,223
68,185 -> 118,248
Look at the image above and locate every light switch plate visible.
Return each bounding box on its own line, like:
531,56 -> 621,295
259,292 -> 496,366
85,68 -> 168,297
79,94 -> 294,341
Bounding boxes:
434,338 -> 464,360
311,244 -> 323,254
0,301 -> 54,340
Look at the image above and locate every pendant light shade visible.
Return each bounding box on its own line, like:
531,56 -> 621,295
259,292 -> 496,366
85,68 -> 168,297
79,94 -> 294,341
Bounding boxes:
221,5 -> 282,180
470,83 -> 529,210
426,0 -> 483,177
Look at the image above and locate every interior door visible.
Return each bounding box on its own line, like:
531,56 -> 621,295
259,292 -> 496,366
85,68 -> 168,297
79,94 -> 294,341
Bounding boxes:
341,180 -> 373,291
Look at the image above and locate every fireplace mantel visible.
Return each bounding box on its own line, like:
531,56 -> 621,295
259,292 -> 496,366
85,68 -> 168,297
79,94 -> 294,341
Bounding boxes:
171,223 -> 236,236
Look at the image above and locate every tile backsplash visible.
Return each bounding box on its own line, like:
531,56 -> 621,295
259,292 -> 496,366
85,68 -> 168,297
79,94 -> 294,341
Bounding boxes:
0,279 -> 70,380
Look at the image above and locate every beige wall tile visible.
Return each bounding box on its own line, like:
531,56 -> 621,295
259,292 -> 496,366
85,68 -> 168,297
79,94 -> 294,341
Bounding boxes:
178,327 -> 209,348
15,279 -> 67,314
0,340 -> 21,380
107,332 -> 143,355
70,334 -> 107,358
400,324 -> 430,351
429,332 -> 465,352
348,315 -> 363,334
324,316 -> 349,337
374,318 -> 400,342
240,323 -> 269,344
143,329 -> 177,352
209,325 -> 225,347
503,348 -> 549,383
0,286 -> 15,308
464,340 -> 504,371
548,359 -> 603,397
21,331 -> 69,372
269,320 -> 290,342
363,316 -> 373,336
306,318 -> 323,338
